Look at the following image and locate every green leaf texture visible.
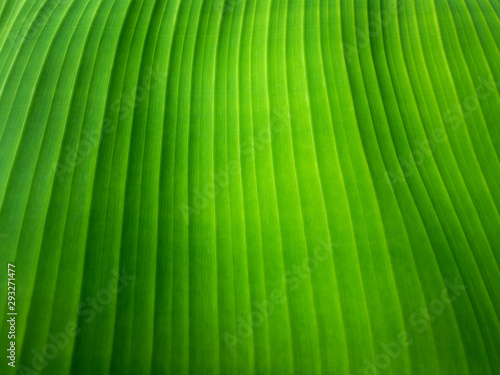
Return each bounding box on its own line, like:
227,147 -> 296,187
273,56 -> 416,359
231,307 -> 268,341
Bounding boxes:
1,0 -> 500,374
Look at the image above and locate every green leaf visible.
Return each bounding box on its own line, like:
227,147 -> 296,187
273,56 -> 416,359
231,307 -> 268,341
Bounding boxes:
1,0 -> 499,374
